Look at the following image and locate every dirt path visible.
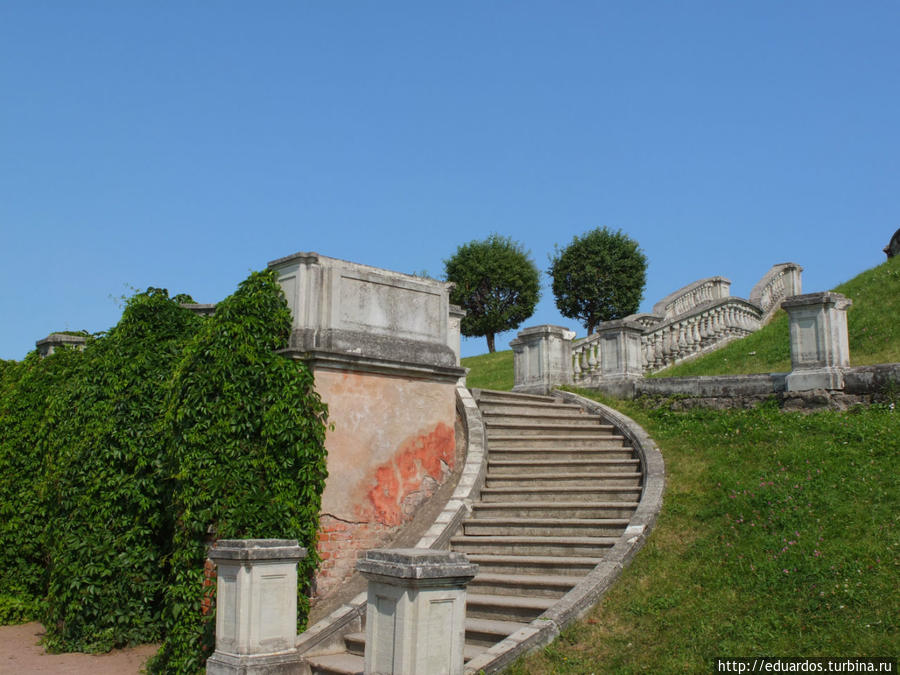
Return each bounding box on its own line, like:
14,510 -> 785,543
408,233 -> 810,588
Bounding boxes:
0,623 -> 157,674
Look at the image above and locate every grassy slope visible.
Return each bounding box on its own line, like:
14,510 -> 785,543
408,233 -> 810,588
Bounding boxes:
461,349 -> 514,391
507,396 -> 898,673
653,254 -> 900,377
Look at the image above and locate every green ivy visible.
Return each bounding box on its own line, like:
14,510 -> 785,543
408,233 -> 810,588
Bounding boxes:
0,271 -> 328,674
149,269 -> 329,674
38,289 -> 202,652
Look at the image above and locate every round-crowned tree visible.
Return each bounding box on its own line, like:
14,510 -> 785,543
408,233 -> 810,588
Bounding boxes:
444,234 -> 541,353
549,227 -> 647,335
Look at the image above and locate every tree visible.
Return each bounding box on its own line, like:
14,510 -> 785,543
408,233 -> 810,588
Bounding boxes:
444,234 -> 541,353
549,227 -> 647,335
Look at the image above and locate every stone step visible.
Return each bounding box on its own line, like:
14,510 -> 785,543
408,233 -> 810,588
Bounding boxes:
477,401 -> 586,417
487,423 -> 617,437
466,592 -> 556,622
467,571 -> 580,599
463,517 -> 630,538
450,534 -> 617,557
465,553 -> 602,576
474,389 -> 557,404
482,411 -> 603,426
471,500 -> 640,520
479,486 -> 642,503
488,458 -> 641,474
487,436 -> 630,450
306,651 -> 364,675
488,446 -> 635,461
464,616 -> 532,647
484,472 -> 643,489
342,632 -> 483,662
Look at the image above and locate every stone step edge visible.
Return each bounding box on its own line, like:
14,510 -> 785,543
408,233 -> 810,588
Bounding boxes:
470,572 -> 582,588
464,517 -> 630,527
471,500 -> 639,510
486,472 -> 642,480
467,593 -> 556,611
472,388 -> 557,403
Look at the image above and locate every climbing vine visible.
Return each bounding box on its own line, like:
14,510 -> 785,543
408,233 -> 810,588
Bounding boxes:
0,270 -> 328,674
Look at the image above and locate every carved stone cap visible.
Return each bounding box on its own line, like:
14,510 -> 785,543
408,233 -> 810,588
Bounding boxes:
357,548 -> 478,582
781,292 -> 852,311
36,333 -> 87,348
510,324 -> 576,346
208,539 -> 307,563
449,304 -> 466,319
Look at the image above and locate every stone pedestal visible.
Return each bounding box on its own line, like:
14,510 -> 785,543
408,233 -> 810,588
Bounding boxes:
510,325 -> 575,395
782,292 -> 852,391
206,540 -> 306,675
357,548 -> 477,675
35,333 -> 86,357
594,321 -> 645,381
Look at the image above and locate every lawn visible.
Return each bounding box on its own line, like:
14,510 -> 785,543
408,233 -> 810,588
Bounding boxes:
507,394 -> 898,673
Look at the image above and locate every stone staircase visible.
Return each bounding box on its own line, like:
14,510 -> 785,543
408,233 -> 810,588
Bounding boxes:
305,388 -> 645,674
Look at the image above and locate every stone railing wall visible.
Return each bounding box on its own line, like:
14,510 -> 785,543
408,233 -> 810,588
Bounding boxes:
652,276 -> 732,319
572,297 -> 762,386
749,262 -> 803,324
512,263 -> 802,393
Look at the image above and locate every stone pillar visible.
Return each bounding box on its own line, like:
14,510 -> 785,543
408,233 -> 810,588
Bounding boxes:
35,333 -> 87,357
447,305 -> 466,367
206,539 -> 306,675
510,325 -> 575,395
782,292 -> 852,391
357,548 -> 477,675
593,321 -> 646,381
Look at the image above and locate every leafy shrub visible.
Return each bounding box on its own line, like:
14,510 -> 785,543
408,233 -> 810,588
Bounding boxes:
148,270 -> 328,674
0,271 -> 328,674
0,346 -> 86,617
39,289 -> 202,651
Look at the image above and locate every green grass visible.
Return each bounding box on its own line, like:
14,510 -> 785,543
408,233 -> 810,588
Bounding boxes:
653,255 -> 900,377
506,393 -> 899,673
462,349 -> 515,391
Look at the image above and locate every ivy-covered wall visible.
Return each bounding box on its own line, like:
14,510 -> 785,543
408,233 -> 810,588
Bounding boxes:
0,269 -> 328,674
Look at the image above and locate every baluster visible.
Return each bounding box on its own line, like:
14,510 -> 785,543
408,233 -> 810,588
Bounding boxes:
573,347 -> 582,377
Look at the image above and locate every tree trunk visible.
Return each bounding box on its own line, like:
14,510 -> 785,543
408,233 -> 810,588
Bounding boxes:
587,319 -> 596,336
486,333 -> 495,353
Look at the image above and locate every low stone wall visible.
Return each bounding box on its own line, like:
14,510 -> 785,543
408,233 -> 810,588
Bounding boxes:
585,363 -> 900,411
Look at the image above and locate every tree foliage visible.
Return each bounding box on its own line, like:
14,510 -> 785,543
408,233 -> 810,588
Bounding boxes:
444,234 -> 541,353
549,227 -> 648,335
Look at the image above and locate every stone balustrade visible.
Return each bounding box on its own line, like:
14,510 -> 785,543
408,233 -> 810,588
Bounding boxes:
572,297 -> 763,385
652,276 -> 731,319
749,262 -> 803,324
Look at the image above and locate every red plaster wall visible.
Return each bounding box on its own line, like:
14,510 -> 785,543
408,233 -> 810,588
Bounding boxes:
310,368 -> 457,601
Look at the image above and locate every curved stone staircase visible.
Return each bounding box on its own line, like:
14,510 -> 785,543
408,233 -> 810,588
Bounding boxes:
304,388 -> 662,674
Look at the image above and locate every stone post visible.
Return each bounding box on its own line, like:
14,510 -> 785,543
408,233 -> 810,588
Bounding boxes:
35,333 -> 87,357
593,321 -> 646,381
448,305 -> 466,367
357,548 -> 477,675
206,539 -> 306,675
782,292 -> 852,391
510,325 -> 575,395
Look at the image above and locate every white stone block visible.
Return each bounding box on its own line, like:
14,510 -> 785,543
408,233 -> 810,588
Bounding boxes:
357,549 -> 477,675
206,539 -> 306,675
510,325 -> 575,394
783,292 -> 852,392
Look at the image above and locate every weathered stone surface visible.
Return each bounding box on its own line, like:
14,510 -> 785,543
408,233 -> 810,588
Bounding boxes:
206,540 -> 306,675
358,548 -> 476,675
35,332 -> 86,357
269,251 -> 461,370
783,292 -> 852,391
510,325 -> 575,395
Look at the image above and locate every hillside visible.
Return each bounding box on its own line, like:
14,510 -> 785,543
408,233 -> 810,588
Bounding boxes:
461,255 -> 900,385
654,254 -> 900,377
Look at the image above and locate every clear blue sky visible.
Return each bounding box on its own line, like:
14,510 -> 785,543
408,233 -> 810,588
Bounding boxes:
2,2 -> 897,360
